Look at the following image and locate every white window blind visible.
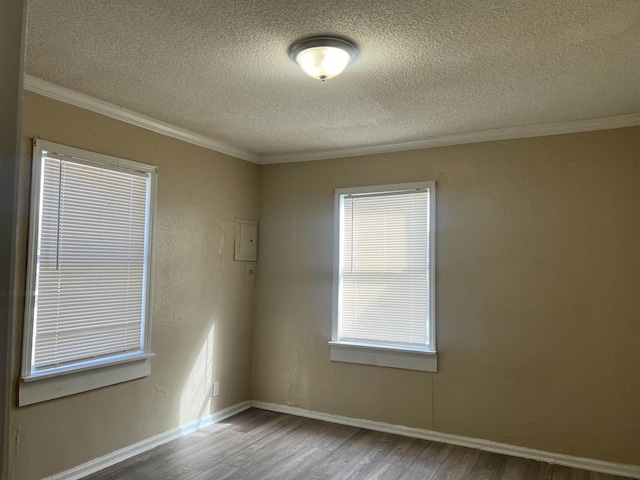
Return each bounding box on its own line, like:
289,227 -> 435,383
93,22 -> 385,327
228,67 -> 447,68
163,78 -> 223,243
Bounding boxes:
31,153 -> 150,373
338,187 -> 431,349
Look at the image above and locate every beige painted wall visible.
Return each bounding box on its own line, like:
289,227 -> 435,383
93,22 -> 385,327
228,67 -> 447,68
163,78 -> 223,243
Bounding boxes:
9,92 -> 640,478
9,92 -> 259,480
253,127 -> 640,465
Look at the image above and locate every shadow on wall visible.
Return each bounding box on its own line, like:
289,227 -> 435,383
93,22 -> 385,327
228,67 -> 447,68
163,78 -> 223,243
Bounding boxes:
180,323 -> 215,424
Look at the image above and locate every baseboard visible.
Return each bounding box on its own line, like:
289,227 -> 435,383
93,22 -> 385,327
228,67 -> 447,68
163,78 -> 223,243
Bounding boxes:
42,399 -> 640,480
251,401 -> 640,479
45,400 -> 252,480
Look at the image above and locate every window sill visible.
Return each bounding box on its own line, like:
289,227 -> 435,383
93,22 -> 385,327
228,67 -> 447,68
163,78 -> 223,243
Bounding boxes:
329,341 -> 437,372
19,354 -> 153,406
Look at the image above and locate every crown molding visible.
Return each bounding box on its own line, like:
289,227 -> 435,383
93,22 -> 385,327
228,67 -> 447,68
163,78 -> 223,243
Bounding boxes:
24,76 -> 640,166
23,75 -> 261,164
261,113 -> 640,164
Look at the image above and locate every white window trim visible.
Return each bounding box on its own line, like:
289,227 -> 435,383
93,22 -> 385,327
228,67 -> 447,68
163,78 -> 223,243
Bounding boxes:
19,139 -> 158,406
330,181 -> 437,373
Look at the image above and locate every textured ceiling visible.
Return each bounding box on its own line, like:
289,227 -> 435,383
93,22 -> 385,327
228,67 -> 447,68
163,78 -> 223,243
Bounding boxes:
25,0 -> 640,158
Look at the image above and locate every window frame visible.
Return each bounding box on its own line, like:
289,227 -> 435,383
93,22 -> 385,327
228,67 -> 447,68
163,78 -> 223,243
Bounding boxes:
19,139 -> 158,406
330,181 -> 437,372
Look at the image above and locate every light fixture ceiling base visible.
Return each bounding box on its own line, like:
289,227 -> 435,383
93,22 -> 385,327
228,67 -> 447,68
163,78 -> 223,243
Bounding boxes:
288,36 -> 358,62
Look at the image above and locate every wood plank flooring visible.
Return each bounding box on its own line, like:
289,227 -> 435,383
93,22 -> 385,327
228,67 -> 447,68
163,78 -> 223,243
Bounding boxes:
83,408 -> 633,480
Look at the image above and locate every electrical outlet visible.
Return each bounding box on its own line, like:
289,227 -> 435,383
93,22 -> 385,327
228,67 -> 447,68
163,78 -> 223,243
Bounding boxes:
213,381 -> 220,397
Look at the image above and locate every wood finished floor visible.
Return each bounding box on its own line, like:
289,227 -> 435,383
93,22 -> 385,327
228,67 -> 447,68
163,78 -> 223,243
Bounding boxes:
83,408 -> 633,480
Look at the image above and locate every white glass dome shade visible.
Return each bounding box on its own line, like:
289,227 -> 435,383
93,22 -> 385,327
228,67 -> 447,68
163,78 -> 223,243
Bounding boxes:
289,36 -> 358,81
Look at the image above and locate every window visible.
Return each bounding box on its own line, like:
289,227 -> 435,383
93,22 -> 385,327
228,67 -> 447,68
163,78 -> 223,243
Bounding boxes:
330,182 -> 437,372
20,139 -> 157,406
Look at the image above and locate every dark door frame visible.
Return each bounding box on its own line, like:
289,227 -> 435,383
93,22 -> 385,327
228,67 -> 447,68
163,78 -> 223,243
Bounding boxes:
0,2 -> 27,479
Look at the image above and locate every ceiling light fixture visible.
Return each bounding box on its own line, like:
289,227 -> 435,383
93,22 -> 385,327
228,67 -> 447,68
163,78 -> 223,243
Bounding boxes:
288,36 -> 358,81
